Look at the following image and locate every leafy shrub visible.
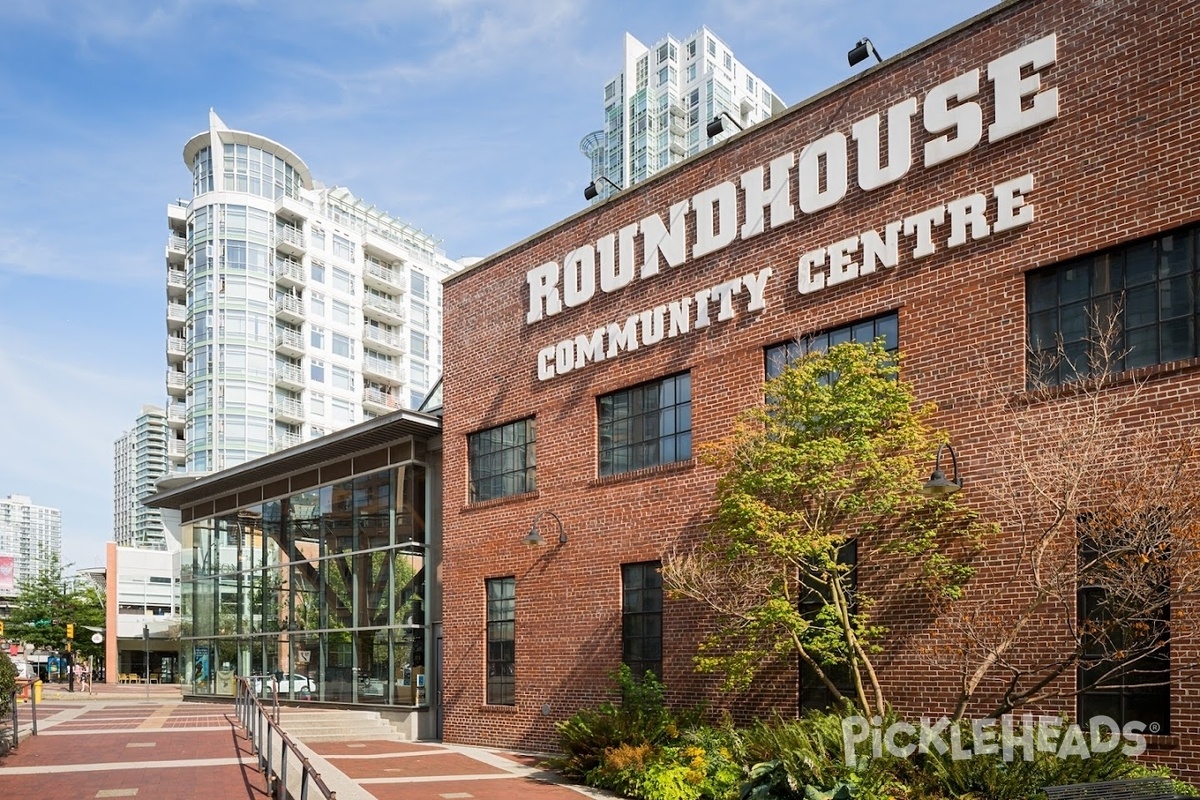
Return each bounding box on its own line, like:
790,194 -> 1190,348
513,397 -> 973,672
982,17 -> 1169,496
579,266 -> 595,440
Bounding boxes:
547,666 -> 681,779
546,670 -> 1197,799
738,709 -> 909,798
0,655 -> 17,715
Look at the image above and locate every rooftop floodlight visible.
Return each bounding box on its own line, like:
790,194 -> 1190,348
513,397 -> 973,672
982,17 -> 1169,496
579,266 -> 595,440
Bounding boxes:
706,111 -> 745,139
583,175 -> 622,201
523,509 -> 567,546
848,37 -> 883,67
921,443 -> 964,497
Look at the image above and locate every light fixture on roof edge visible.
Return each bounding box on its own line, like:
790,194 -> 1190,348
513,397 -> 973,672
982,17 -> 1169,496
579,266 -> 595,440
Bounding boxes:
706,111 -> 745,139
583,175 -> 623,201
848,37 -> 883,67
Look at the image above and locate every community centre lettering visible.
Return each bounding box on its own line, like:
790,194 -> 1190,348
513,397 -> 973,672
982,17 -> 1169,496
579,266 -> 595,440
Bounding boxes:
529,34 -> 1059,380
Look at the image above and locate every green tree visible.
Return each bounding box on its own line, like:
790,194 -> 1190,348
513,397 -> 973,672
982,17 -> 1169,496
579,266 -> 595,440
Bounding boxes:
0,651 -> 16,713
662,340 -> 986,718
6,554 -> 105,663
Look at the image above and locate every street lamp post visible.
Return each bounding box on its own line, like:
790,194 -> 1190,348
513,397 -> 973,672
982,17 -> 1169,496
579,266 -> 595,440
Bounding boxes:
143,624 -> 150,703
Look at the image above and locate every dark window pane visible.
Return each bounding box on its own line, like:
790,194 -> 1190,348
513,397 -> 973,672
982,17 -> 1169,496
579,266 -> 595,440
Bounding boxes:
765,312 -> 899,378
1126,241 -> 1156,285
1026,222 -> 1200,387
485,577 -> 516,705
1060,263 -> 1090,303
470,419 -> 536,502
622,561 -> 663,680
1160,318 -> 1193,363
598,373 -> 691,476
1027,269 -> 1059,312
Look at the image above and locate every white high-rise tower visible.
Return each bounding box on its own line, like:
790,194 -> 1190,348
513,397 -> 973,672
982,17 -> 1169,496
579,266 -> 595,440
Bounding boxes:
165,112 -> 461,474
582,27 -> 785,199
114,405 -> 169,549
0,494 -> 62,588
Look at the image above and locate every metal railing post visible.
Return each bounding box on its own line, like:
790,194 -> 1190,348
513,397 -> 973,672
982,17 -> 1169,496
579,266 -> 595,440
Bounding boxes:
8,690 -> 16,749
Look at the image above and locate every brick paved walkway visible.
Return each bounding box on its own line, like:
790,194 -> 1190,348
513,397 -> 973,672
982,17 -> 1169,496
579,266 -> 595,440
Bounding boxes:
1,687 -> 609,800
301,739 -> 610,800
0,696 -> 269,800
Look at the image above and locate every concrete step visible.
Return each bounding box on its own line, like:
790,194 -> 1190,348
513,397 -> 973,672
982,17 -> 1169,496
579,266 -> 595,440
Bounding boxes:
273,709 -> 398,742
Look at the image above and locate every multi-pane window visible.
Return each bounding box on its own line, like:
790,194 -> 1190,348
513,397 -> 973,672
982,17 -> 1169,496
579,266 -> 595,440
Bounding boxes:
332,267 -> 355,295
332,365 -> 352,391
410,331 -> 429,360
331,397 -> 352,424
333,299 -> 352,325
411,272 -> 429,301
310,361 -> 324,383
1027,225 -> 1199,386
469,419 -> 536,502
332,332 -> 353,359
765,312 -> 898,378
486,577 -> 515,705
310,327 -> 324,350
1077,518 -> 1171,733
598,373 -> 691,476
332,234 -> 354,261
310,261 -> 325,284
622,562 -> 663,680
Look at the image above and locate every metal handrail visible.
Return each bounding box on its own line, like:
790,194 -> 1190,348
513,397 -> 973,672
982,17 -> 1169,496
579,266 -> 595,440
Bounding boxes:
234,676 -> 336,800
5,680 -> 38,749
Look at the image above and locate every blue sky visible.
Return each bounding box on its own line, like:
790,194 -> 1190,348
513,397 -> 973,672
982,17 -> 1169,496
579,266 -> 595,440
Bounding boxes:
0,0 -> 996,570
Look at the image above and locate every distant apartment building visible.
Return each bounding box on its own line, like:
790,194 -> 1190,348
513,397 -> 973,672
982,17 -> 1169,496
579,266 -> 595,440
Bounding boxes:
581,27 -> 785,199
165,111 -> 462,475
113,405 -> 169,549
0,494 -> 62,590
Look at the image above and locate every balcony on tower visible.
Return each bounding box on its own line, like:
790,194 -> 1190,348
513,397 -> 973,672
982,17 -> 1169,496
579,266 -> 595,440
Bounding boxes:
363,326 -> 406,356
274,192 -> 312,225
275,426 -> 302,451
166,368 -> 186,398
274,325 -> 304,357
363,386 -> 400,414
167,437 -> 185,464
363,256 -> 408,294
165,234 -> 186,266
275,394 -> 304,424
275,361 -> 304,389
362,355 -> 402,383
167,402 -> 186,430
272,223 -> 306,256
364,292 -> 405,324
274,255 -> 305,288
166,335 -> 187,364
275,292 -> 304,323
167,301 -> 187,327
167,266 -> 187,299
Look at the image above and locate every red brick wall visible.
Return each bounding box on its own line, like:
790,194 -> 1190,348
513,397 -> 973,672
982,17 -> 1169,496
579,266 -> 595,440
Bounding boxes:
439,0 -> 1200,774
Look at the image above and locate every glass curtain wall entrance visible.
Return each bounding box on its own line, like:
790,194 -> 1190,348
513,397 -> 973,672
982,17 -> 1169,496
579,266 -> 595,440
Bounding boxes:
180,462 -> 428,706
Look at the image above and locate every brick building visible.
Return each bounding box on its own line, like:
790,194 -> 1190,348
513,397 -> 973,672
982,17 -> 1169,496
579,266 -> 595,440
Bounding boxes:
440,0 -> 1200,775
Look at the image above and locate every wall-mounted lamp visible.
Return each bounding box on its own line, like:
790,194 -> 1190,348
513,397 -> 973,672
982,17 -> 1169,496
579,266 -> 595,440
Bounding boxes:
583,175 -> 622,201
706,111 -> 745,139
847,37 -> 883,67
922,443 -> 963,497
523,510 -> 567,546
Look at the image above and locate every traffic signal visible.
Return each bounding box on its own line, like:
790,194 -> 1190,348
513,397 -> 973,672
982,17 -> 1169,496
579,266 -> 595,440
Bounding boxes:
66,623 -> 74,639
0,620 -> 5,636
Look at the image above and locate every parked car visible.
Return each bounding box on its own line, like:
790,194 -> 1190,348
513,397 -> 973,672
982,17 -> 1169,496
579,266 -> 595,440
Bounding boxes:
251,673 -> 314,696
